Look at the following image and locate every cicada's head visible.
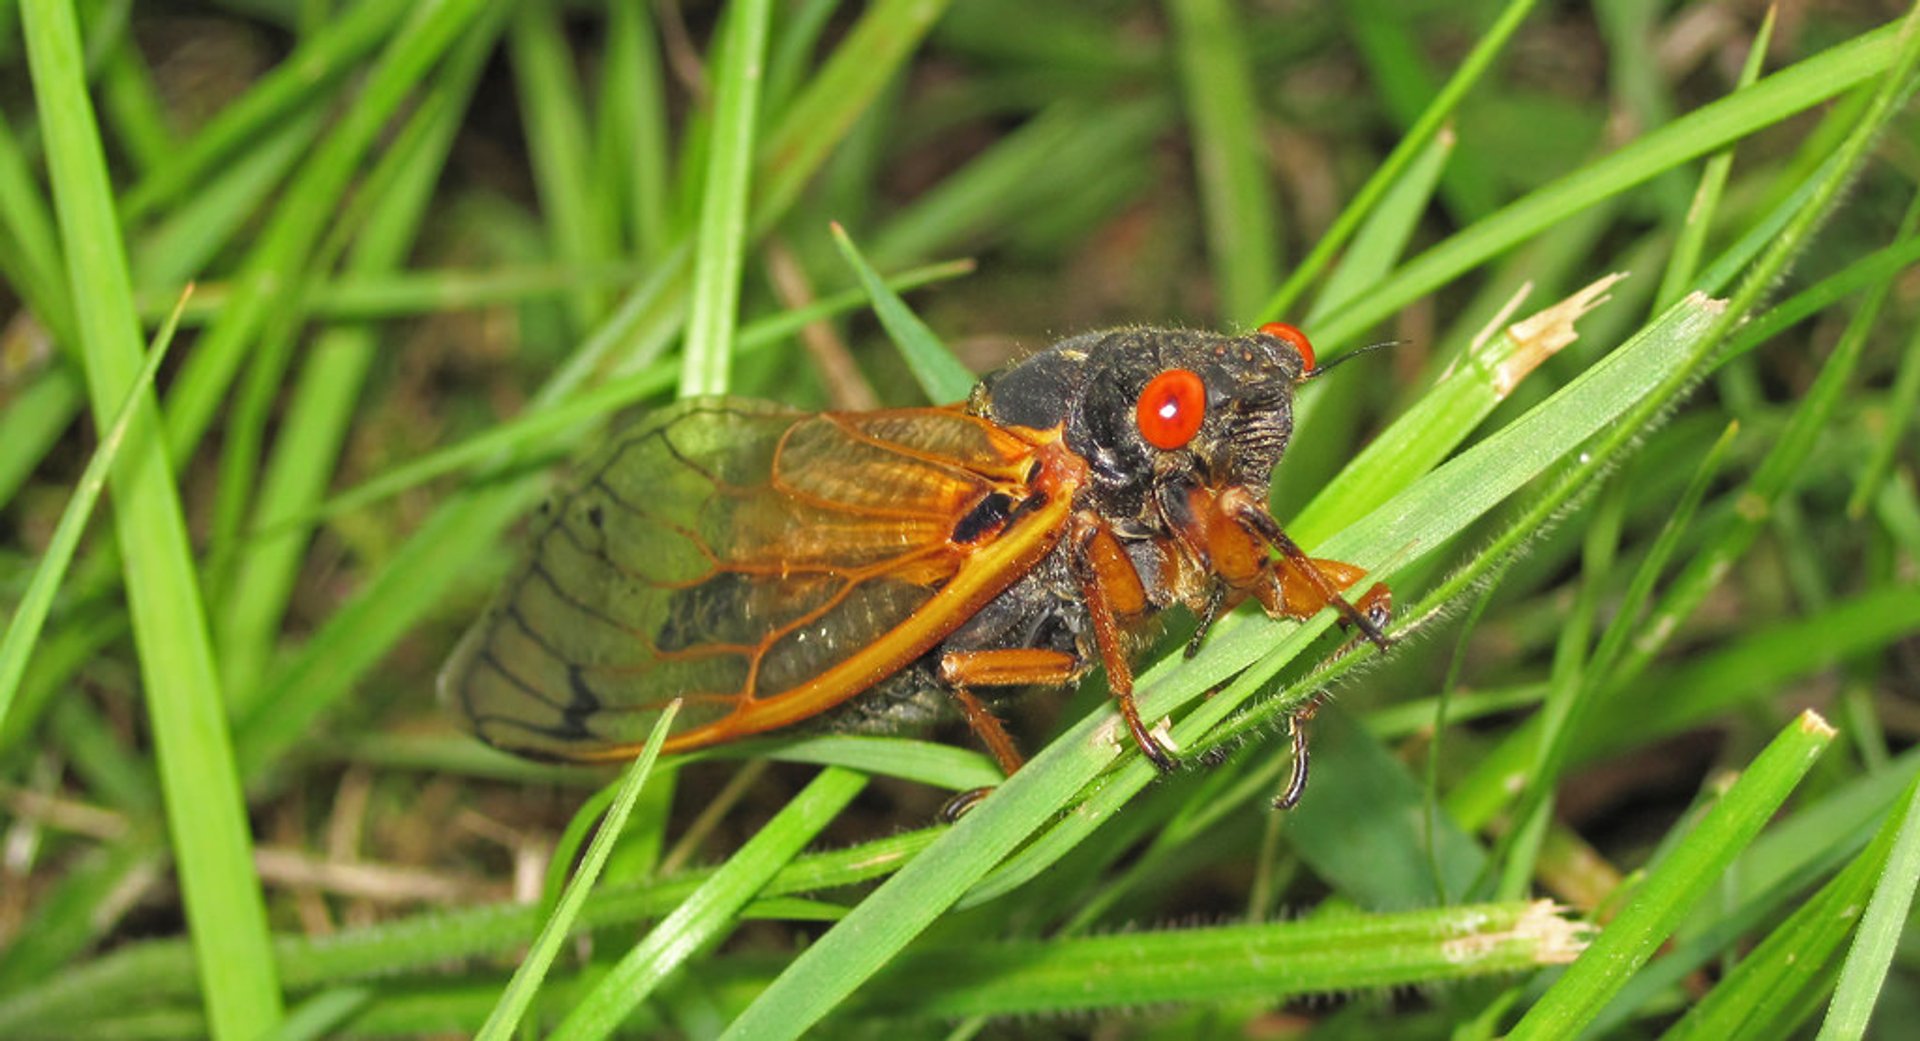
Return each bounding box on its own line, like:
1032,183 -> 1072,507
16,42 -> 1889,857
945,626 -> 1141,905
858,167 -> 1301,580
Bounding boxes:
975,324 -> 1317,523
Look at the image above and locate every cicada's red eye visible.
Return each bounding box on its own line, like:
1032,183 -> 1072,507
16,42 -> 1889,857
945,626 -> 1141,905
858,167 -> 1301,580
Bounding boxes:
1135,368 -> 1207,450
1259,322 -> 1315,372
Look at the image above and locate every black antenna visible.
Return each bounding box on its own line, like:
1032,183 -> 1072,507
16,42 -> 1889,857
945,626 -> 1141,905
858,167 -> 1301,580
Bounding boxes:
1302,339 -> 1403,380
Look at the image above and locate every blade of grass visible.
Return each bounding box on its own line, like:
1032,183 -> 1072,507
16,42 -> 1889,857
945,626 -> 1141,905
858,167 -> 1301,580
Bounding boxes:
679,0 -> 773,398
0,105 -> 78,348
752,0 -> 955,228
549,766 -> 867,1040
1661,774 -> 1910,1041
1508,711 -> 1835,1038
856,902 -> 1585,1018
1310,18 -> 1906,352
510,3 -> 614,329
1168,0 -> 1277,324
830,222 -> 976,401
159,0 -> 491,469
0,367 -> 84,511
21,1 -> 282,1035
214,14 -> 497,707
1846,303 -> 1920,518
1260,0 -> 1537,320
118,0 -> 407,220
0,826 -> 937,1035
1813,776 -> 1920,1040
598,0 -> 674,263
1653,8 -> 1775,313
0,290 -> 185,730
475,703 -> 679,1041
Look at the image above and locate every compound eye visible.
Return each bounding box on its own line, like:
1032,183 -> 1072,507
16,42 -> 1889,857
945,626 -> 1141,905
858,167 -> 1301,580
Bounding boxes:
1135,368 -> 1207,450
1258,321 -> 1316,372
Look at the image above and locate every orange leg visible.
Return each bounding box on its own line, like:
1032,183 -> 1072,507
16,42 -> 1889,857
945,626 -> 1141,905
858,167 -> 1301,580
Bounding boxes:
1067,512 -> 1177,772
936,648 -> 1083,821
938,647 -> 1083,778
1268,556 -> 1392,630
1218,488 -> 1393,651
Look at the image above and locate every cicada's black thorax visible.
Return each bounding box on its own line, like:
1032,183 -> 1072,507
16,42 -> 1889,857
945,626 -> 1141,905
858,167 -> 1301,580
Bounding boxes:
970,327 -> 1305,535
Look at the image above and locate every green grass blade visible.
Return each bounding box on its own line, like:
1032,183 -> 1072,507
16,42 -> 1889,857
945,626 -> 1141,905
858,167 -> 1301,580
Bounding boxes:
1168,0 -> 1277,323
1653,8 -> 1775,313
856,901 -> 1585,1018
1508,712 -> 1835,1039
752,0 -> 954,225
1814,776 -> 1920,1040
1662,775 -> 1910,1041
475,703 -> 679,1041
0,366 -> 84,510
510,2 -> 613,330
1846,291 -> 1920,518
213,15 -> 495,707
830,222 -> 976,401
20,1 -> 283,1035
549,767 -> 867,1039
118,0 -> 408,220
1312,19 -> 1905,351
159,0 -> 491,468
1259,0 -> 1537,321
0,290 -> 183,731
678,0 -> 774,398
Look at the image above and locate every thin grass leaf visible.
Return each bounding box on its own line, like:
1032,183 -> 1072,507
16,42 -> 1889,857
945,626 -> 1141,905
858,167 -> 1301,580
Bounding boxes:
213,16 -> 496,706
1661,774 -> 1908,1041
856,901 -> 1586,1019
1509,712 -> 1835,1038
475,702 -> 679,1041
679,0 -> 773,398
1259,0 -> 1537,321
0,827 -> 939,1036
0,367 -> 84,512
118,0 -> 408,220
549,767 -> 867,1040
1168,0 -> 1277,323
1814,776 -> 1920,1040
1846,296 -> 1920,518
159,0 -> 492,467
1653,8 -> 1775,313
0,105 -> 77,347
1312,18 -> 1906,351
0,289 -> 185,730
510,2 -> 613,329
830,222 -> 975,402
21,1 -> 282,1035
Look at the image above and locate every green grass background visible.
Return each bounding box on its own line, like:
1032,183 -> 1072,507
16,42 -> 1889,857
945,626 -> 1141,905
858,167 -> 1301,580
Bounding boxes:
2,0 -> 1918,1038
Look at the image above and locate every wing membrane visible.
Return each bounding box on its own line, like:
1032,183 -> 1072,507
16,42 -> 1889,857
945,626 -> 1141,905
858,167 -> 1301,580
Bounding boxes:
441,398 -> 1056,760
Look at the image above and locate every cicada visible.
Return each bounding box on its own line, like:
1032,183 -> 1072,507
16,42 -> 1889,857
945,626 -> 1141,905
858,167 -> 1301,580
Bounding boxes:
441,324 -> 1390,805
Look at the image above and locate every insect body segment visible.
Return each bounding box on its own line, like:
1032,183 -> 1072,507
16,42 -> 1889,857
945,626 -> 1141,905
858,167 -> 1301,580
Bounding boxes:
442,325 -> 1389,795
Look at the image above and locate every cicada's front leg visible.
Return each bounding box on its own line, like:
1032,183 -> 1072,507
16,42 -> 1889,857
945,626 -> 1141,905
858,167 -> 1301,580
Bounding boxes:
1216,487 -> 1393,652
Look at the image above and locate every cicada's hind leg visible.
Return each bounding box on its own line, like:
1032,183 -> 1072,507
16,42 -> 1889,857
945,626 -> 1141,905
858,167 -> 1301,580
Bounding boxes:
935,648 -> 1082,821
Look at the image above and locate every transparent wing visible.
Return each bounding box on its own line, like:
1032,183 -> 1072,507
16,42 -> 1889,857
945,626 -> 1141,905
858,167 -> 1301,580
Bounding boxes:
439,398 -> 1049,761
